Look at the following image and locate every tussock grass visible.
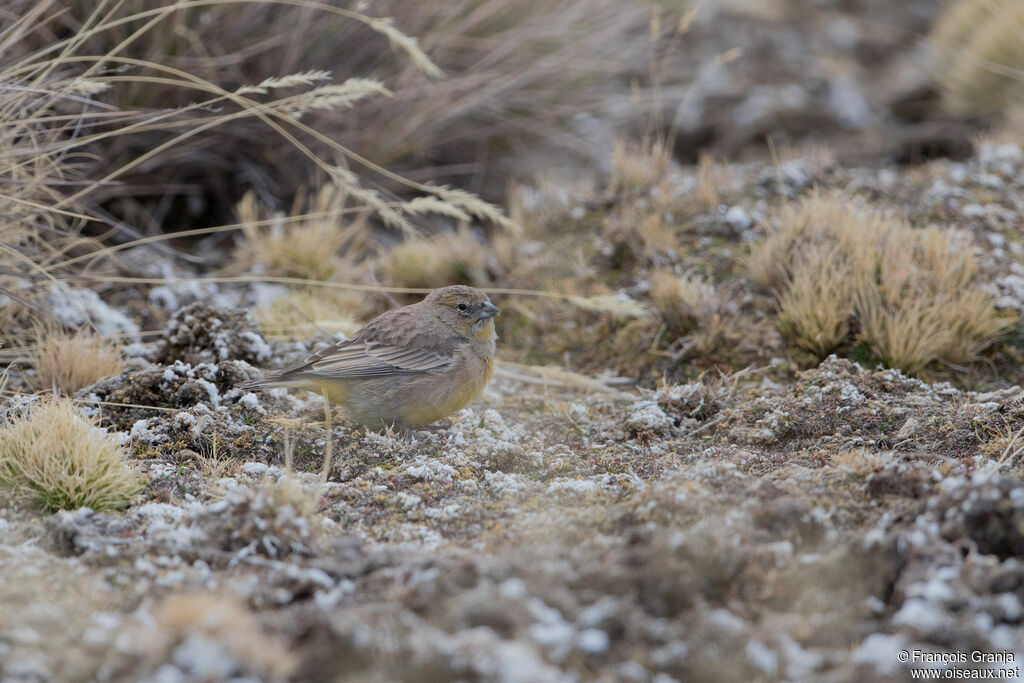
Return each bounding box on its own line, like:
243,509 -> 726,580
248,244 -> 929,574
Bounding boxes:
752,193 -> 1015,373
931,0 -> 1024,113
235,187 -> 367,281
0,397 -> 141,512
853,227 -> 1011,372
253,289 -> 362,338
6,0 -> 648,229
651,269 -> 719,338
775,243 -> 855,358
382,226 -> 492,290
0,2 -> 111,348
31,328 -> 123,394
695,152 -> 723,211
0,0 -> 528,396
1,0 -> 516,307
611,139 -> 671,195
650,269 -> 736,358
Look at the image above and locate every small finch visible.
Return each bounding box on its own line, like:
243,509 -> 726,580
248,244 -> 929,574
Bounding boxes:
238,285 -> 499,428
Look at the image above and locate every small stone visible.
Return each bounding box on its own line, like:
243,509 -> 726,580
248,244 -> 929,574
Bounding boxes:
894,417 -> 918,440
577,629 -> 610,655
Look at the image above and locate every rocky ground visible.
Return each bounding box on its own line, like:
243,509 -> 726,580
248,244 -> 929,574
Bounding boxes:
3,280 -> 1024,681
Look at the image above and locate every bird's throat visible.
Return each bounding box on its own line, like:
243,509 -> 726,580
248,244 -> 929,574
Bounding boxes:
472,319 -> 497,342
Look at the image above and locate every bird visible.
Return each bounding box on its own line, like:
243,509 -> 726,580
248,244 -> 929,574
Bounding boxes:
238,285 -> 499,428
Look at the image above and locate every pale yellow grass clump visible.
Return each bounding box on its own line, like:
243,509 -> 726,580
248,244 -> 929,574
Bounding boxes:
930,0 -> 1024,113
0,397 -> 141,512
603,201 -> 681,268
775,243 -> 855,358
853,227 -> 1010,372
235,187 -> 367,282
752,193 -> 1014,372
611,139 -> 671,195
383,226 -> 490,289
147,592 -> 295,679
253,289 -> 363,339
694,152 -> 723,211
650,269 -> 733,355
651,269 -> 719,337
31,329 -> 122,394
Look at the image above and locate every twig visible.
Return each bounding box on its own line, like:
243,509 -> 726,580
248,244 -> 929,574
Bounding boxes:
688,413 -> 727,437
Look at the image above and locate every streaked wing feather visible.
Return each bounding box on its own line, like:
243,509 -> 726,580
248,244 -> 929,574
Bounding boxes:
295,341 -> 452,379
269,304 -> 461,382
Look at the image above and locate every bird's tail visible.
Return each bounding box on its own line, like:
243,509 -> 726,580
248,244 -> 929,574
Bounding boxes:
235,374 -> 280,391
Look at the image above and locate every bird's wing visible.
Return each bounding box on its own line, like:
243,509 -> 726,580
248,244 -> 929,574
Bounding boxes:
273,306 -> 459,381
296,340 -> 453,379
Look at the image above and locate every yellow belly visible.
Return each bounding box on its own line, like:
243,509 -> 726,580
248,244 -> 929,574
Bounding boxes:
292,355 -> 495,427
402,357 -> 494,426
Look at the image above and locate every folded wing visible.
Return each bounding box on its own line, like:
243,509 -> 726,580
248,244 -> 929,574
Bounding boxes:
296,340 -> 453,379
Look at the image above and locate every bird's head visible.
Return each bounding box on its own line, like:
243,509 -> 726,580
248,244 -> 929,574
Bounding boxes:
424,285 -> 499,340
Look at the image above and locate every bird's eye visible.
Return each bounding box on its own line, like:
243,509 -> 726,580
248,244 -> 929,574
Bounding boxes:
457,303 -> 468,312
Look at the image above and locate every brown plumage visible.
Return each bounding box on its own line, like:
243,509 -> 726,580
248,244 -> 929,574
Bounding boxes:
237,285 -> 499,427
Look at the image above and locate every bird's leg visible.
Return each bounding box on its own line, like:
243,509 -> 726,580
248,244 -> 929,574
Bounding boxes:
320,388 -> 334,483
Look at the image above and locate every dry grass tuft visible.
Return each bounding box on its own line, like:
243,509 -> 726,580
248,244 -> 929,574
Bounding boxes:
752,193 -> 1015,372
775,244 -> 854,358
31,329 -> 123,394
0,2 -> 109,349
147,592 -> 296,680
235,187 -> 367,281
0,396 -> 141,512
603,204 -> 681,269
611,139 -> 671,195
1,0 -> 518,314
931,0 -> 1024,113
649,269 -> 737,358
382,226 -> 492,289
853,227 -> 1012,372
694,152 -> 723,211
650,269 -> 719,337
253,289 -> 363,339
4,0 -> 648,230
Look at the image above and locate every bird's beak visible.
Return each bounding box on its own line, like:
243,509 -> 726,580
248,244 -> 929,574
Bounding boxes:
477,302 -> 500,320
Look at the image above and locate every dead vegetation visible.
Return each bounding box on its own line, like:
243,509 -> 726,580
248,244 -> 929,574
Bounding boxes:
234,187 -> 368,282
382,225 -> 494,290
253,289 -> 362,339
2,0 -> 650,234
931,0 -> 1024,114
0,0 -> 520,394
649,269 -> 737,360
750,192 -> 1015,373
30,328 -> 123,394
